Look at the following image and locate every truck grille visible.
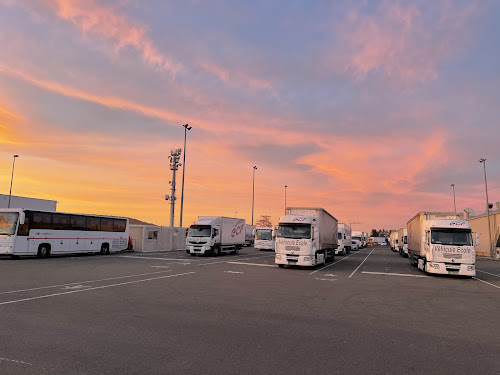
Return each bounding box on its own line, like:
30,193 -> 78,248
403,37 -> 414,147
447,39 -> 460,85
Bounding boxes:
189,241 -> 207,244
285,246 -> 300,251
443,253 -> 462,259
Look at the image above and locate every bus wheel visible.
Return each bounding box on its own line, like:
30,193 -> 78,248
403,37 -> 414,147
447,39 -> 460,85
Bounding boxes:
100,244 -> 110,255
37,244 -> 50,258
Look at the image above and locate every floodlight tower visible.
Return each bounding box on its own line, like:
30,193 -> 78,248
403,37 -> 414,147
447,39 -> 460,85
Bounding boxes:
166,148 -> 182,227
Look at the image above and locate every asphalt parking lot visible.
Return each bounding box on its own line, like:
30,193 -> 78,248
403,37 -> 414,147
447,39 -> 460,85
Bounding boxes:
1,246 -> 499,375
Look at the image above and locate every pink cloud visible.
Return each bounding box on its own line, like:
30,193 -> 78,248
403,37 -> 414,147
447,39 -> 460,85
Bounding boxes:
331,0 -> 481,85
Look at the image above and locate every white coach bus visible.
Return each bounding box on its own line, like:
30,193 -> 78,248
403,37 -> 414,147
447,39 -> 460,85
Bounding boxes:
0,209 -> 129,258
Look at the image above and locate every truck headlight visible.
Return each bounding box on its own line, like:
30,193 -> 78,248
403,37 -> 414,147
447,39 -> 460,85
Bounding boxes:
431,263 -> 440,269
467,265 -> 474,271
276,255 -> 281,260
304,256 -> 311,261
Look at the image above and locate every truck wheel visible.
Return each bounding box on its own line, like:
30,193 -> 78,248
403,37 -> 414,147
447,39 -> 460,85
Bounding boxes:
190,253 -> 196,257
278,264 -> 285,268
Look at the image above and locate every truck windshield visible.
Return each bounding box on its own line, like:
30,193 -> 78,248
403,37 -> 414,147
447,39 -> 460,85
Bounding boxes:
0,212 -> 19,236
431,229 -> 472,246
353,236 -> 361,241
277,224 -> 311,239
255,230 -> 272,240
188,225 -> 211,237
338,233 -> 342,240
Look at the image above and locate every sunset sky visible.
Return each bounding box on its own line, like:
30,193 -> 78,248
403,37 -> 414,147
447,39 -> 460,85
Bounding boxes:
1,0 -> 499,232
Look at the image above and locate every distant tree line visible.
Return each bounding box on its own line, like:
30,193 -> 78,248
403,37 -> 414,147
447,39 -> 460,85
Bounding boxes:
370,229 -> 389,237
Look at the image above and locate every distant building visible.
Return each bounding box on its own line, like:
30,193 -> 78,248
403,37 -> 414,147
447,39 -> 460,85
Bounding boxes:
0,194 -> 57,211
468,203 -> 500,258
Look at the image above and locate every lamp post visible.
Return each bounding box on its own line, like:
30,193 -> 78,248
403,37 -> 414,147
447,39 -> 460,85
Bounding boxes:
479,158 -> 493,258
179,124 -> 192,228
252,166 -> 257,225
284,185 -> 288,214
450,184 -> 456,212
7,155 -> 19,208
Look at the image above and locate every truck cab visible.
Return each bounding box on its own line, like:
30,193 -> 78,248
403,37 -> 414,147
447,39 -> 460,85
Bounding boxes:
275,216 -> 323,267
186,223 -> 219,255
254,227 -> 274,251
420,220 -> 475,275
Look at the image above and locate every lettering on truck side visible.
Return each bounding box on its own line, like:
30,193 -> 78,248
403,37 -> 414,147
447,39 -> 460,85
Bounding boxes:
434,245 -> 472,254
277,239 -> 308,246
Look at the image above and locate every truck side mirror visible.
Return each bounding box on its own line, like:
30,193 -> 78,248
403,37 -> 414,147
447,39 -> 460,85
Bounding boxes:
311,227 -> 315,239
19,212 -> 25,225
475,233 -> 480,245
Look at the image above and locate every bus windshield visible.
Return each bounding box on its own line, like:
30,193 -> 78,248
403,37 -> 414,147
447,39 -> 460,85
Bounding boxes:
0,212 -> 19,236
431,229 -> 472,246
255,230 -> 272,240
188,225 -> 211,237
277,224 -> 311,239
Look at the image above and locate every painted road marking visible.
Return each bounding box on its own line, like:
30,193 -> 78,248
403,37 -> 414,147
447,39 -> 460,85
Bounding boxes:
197,254 -> 274,267
473,277 -> 500,289
226,261 -> 276,267
362,271 -> 428,278
349,248 -> 375,278
0,272 -> 195,306
324,274 -> 337,277
61,285 -> 92,290
0,270 -> 173,295
119,255 -> 198,262
315,278 -> 337,282
224,271 -> 244,274
477,270 -> 500,278
150,266 -> 170,268
309,248 -> 366,275
0,358 -> 32,366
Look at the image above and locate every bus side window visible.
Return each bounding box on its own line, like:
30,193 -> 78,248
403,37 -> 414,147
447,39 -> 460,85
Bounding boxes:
17,218 -> 29,236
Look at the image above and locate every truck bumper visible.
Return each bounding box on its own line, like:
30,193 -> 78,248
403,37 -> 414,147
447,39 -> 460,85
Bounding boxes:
335,246 -> 344,255
275,253 -> 317,267
0,246 -> 13,255
425,262 -> 475,276
188,245 -> 211,255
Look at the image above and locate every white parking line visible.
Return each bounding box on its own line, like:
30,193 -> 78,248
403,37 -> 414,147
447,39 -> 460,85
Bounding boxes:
309,248 -> 366,275
0,272 -> 195,306
349,248 -> 375,278
0,358 -> 32,366
224,271 -> 244,274
362,271 -> 428,278
226,261 -> 276,267
477,270 -> 500,278
119,255 -> 198,262
0,270 -> 172,295
315,278 -> 337,282
197,254 -> 274,267
473,277 -> 500,289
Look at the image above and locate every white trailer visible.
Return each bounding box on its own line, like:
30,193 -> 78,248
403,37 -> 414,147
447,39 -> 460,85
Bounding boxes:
254,227 -> 275,251
275,207 -> 338,268
245,224 -> 256,246
398,227 -> 408,257
186,216 -> 245,256
407,212 -> 475,276
336,223 -> 351,255
389,231 -> 399,251
352,231 -> 363,250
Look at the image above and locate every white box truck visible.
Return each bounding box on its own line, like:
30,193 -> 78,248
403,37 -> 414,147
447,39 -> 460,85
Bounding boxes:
407,212 -> 475,276
186,216 -> 245,256
398,227 -> 408,257
352,231 -> 363,250
254,227 -> 275,251
245,224 -> 256,246
336,223 -> 351,255
275,207 -> 338,268
362,232 -> 368,248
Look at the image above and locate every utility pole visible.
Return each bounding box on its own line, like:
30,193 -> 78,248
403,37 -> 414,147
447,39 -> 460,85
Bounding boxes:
284,185 -> 288,215
8,155 -> 19,208
252,166 -> 257,225
166,148 -> 182,227
179,124 -> 192,228
479,158 -> 493,258
450,184 -> 456,212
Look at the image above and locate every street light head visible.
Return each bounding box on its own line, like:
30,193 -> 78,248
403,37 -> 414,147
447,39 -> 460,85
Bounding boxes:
450,184 -> 454,187
13,155 -> 19,158
253,166 -> 258,170
183,124 -> 192,130
285,185 -> 288,188
479,158 -> 486,163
